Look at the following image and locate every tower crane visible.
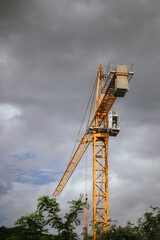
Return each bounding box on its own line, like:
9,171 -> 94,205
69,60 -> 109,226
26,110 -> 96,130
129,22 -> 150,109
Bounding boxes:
53,63 -> 134,239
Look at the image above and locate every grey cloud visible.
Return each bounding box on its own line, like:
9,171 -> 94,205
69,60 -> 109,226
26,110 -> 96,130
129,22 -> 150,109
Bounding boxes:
0,169 -> 12,197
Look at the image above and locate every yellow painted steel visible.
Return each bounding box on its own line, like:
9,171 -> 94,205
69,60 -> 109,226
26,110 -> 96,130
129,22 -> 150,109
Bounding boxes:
53,64 -> 133,239
92,133 -> 109,240
94,65 -> 104,113
53,133 -> 93,196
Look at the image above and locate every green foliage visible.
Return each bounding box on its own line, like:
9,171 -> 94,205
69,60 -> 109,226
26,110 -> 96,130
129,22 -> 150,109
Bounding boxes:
15,212 -> 48,235
0,225 -> 24,240
0,225 -> 55,240
94,206 -> 160,240
136,206 -> 160,240
97,223 -> 141,240
1,198 -> 160,240
37,196 -> 62,230
37,194 -> 86,240
0,195 -> 86,240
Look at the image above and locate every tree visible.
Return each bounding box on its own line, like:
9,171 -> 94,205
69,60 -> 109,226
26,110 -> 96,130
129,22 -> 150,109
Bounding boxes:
37,195 -> 86,240
97,222 -> 141,240
136,206 -> 160,240
94,206 -> 160,240
37,196 -> 62,232
15,212 -> 51,240
12,195 -> 86,240
0,225 -> 24,240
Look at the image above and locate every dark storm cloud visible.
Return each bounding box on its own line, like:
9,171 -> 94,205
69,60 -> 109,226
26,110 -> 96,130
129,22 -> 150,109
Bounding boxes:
0,0 -> 33,34
0,0 -> 160,233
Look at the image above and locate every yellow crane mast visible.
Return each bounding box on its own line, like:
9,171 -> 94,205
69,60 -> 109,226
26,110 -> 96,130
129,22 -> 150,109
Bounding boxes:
53,63 -> 134,239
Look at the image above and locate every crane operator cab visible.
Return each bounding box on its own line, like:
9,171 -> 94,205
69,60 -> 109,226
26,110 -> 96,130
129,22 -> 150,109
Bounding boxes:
108,111 -> 120,137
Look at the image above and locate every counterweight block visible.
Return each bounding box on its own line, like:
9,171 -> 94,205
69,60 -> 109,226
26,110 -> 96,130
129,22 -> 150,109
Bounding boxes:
114,65 -> 129,97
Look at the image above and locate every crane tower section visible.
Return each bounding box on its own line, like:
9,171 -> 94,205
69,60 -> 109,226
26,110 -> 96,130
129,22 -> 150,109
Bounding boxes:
53,63 -> 134,239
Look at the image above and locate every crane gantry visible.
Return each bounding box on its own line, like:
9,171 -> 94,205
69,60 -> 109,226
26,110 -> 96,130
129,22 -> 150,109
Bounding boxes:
53,63 -> 134,239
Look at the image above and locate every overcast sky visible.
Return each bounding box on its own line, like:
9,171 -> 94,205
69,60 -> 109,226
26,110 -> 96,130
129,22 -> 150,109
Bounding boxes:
0,0 -> 160,236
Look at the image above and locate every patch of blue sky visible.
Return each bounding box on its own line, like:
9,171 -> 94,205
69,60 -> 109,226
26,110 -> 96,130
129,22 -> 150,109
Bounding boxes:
0,215 -> 9,224
13,151 -> 36,161
5,165 -> 62,185
48,157 -> 69,172
16,170 -> 53,185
